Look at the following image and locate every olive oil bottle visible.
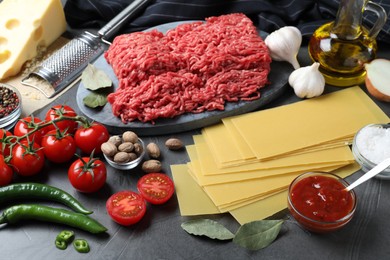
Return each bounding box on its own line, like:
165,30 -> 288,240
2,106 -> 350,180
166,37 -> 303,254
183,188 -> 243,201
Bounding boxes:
308,0 -> 387,87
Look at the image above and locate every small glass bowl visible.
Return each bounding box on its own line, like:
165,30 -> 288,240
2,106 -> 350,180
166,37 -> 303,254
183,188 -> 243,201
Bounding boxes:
352,124 -> 390,179
287,171 -> 357,233
0,83 -> 22,130
103,138 -> 145,170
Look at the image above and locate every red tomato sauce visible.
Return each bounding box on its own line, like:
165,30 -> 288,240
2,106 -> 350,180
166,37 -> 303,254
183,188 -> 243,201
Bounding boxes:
290,175 -> 354,222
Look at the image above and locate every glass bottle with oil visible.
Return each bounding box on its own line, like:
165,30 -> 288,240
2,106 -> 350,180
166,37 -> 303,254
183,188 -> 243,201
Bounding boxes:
308,0 -> 387,87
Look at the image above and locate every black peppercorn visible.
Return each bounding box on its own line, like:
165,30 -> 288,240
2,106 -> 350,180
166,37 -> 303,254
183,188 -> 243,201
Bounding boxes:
0,86 -> 20,118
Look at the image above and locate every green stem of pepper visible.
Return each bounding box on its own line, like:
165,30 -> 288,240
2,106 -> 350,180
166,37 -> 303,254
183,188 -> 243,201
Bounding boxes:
73,239 -> 90,253
0,183 -> 93,215
0,204 -> 107,234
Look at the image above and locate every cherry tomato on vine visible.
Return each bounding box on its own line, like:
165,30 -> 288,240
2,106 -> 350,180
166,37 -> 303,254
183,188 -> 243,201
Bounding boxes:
0,155 -> 13,186
41,129 -> 77,163
13,116 -> 47,145
68,156 -> 107,193
45,105 -> 78,134
137,173 -> 175,205
11,140 -> 45,176
0,129 -> 14,156
106,191 -> 146,226
74,122 -> 109,154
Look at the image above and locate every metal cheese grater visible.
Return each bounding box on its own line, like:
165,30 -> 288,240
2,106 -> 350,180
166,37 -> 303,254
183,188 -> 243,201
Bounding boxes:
21,0 -> 151,98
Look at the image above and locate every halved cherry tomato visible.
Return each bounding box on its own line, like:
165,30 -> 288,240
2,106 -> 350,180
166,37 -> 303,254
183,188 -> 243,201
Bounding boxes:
68,156 -> 106,193
41,129 -> 76,163
74,122 -> 109,154
0,154 -> 13,186
11,140 -> 45,176
137,173 -> 175,205
106,191 -> 146,226
45,105 -> 78,134
13,116 -> 47,145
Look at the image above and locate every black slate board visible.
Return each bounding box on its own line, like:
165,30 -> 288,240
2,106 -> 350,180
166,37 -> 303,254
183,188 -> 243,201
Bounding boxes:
76,22 -> 294,136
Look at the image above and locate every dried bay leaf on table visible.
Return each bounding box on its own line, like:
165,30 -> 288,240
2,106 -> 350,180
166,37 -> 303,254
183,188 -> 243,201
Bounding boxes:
81,63 -> 112,91
233,219 -> 283,250
181,219 -> 235,240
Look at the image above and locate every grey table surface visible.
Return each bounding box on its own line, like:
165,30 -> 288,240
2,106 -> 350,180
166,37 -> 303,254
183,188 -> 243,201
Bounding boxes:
1,9 -> 390,260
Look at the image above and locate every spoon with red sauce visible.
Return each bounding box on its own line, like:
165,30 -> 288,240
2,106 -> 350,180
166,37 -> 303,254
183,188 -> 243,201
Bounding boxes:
345,157 -> 390,191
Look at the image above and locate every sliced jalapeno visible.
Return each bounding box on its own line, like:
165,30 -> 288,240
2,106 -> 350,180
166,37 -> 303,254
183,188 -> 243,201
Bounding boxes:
73,239 -> 90,253
56,230 -> 75,243
55,230 -> 75,250
55,240 -> 68,250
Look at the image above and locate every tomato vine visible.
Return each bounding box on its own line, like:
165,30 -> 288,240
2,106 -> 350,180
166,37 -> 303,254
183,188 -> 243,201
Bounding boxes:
0,105 -> 109,186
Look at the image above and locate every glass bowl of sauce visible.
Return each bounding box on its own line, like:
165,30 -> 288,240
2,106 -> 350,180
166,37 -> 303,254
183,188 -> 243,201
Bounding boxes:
287,171 -> 357,233
352,124 -> 390,179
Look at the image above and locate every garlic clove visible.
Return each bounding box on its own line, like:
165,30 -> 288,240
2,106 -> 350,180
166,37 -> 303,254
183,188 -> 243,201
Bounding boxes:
288,62 -> 325,99
265,26 -> 302,69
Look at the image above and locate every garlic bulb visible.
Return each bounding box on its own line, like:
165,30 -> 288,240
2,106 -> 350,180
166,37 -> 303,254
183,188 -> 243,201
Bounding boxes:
288,62 -> 325,98
264,26 -> 302,69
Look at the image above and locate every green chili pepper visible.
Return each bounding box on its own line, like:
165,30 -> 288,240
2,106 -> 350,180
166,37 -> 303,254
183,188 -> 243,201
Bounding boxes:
0,204 -> 107,234
0,183 -> 92,215
55,230 -> 75,250
56,230 -> 75,243
55,240 -> 68,250
73,239 -> 90,253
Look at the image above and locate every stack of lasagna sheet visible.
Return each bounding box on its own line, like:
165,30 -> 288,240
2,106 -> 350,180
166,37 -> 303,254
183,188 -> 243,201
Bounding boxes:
171,87 -> 389,224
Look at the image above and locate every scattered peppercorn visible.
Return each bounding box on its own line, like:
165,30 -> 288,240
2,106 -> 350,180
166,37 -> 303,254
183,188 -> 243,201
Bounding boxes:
0,86 -> 19,118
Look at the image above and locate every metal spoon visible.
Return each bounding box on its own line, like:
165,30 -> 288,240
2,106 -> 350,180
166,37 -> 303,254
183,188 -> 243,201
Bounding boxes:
345,157 -> 390,191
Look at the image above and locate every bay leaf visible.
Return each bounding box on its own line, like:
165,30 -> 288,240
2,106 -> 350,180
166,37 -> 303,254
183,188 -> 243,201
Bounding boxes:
83,92 -> 107,108
232,220 -> 283,250
181,219 -> 235,240
81,63 -> 112,90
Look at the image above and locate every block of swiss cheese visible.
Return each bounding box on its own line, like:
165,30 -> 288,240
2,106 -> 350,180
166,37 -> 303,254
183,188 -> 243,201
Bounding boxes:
0,0 -> 66,80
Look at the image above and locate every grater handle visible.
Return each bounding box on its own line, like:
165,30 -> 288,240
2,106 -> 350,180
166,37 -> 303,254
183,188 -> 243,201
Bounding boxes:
98,0 -> 152,40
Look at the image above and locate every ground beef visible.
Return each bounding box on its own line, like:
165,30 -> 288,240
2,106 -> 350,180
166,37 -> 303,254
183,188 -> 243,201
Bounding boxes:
104,13 -> 271,124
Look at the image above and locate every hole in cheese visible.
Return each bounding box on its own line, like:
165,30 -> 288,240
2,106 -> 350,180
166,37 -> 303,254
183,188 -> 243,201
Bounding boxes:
0,37 -> 7,46
0,50 -> 11,64
5,19 -> 20,30
33,26 -> 43,41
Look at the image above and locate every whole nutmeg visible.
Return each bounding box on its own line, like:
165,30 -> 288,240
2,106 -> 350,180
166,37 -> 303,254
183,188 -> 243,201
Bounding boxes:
165,138 -> 183,150
108,135 -> 122,147
118,142 -> 134,153
101,142 -> 118,157
146,142 -> 160,159
142,159 -> 162,173
122,131 -> 138,143
134,142 -> 144,156
128,153 -> 138,161
114,152 -> 130,163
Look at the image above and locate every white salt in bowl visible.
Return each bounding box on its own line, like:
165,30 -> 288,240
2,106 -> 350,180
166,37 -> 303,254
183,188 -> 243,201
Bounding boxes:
352,124 -> 390,179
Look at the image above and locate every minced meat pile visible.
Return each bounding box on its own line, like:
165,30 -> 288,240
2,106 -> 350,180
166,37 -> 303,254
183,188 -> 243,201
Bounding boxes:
104,13 -> 271,124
